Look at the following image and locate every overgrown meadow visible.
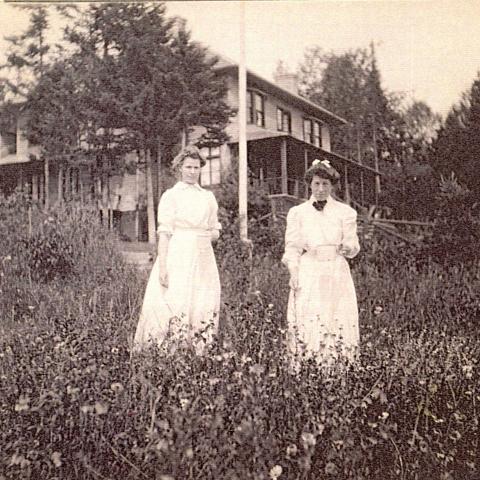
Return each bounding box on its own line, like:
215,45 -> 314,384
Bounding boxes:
0,192 -> 478,480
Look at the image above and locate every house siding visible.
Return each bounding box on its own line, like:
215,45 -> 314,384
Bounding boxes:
223,72 -> 331,150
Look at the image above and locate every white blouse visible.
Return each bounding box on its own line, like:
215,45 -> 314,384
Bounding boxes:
156,181 -> 221,236
282,195 -> 360,269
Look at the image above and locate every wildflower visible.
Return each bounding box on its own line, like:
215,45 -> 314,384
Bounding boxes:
301,432 -> 316,449
110,382 -> 124,393
462,364 -> 473,379
379,411 -> 390,420
14,395 -> 30,412
268,303 -> 274,309
28,306 -> 35,311
286,444 -> 298,457
249,363 -> 265,375
111,347 -> 119,354
269,464 -> 283,479
179,398 -> 190,410
94,402 -> 108,415
374,305 -> 383,315
240,354 -> 252,364
185,447 -> 194,459
67,385 -> 80,396
156,439 -> 169,452
51,451 -> 62,468
208,378 -> 220,386
80,405 -> 93,414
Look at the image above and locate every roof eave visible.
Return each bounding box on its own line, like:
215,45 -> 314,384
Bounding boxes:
215,65 -> 347,127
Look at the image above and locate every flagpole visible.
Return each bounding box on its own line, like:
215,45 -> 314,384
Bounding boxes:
238,0 -> 248,242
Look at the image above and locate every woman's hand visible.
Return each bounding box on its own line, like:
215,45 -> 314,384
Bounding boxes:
159,263 -> 168,288
338,244 -> 352,257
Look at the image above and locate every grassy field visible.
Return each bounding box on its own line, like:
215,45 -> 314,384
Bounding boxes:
0,197 -> 479,479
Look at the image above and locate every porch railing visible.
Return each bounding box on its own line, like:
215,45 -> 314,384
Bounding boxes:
255,176 -> 308,200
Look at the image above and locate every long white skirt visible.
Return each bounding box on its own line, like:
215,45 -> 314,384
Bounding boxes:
132,230 -> 220,354
287,248 -> 359,363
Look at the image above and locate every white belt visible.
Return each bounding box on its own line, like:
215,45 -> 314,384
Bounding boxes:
173,227 -> 211,238
305,245 -> 338,262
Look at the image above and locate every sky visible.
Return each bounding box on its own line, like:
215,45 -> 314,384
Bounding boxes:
0,0 -> 479,118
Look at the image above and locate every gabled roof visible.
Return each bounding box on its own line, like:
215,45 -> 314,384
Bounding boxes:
211,53 -> 347,127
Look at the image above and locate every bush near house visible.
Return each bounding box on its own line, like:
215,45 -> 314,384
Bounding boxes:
0,192 -> 479,480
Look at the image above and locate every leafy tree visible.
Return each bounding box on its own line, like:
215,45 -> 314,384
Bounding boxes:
298,44 -> 442,218
1,5 -> 79,207
432,73 -> 480,195
63,3 -> 233,242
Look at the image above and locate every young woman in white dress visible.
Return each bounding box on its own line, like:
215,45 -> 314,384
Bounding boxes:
132,146 -> 221,354
282,159 -> 360,363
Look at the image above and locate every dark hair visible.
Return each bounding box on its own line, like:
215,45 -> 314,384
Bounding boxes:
171,145 -> 206,172
304,160 -> 340,185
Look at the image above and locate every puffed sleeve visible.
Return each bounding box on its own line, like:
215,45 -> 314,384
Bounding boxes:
156,189 -> 175,235
207,191 -> 221,241
341,208 -> 360,258
281,207 -> 303,270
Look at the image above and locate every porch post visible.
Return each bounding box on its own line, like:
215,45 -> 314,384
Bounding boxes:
32,172 -> 38,202
304,148 -> 309,199
238,0 -> 249,241
281,137 -> 287,194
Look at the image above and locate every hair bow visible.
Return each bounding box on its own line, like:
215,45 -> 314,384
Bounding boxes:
312,158 -> 332,169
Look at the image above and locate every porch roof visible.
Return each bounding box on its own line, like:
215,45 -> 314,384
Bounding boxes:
229,132 -> 382,177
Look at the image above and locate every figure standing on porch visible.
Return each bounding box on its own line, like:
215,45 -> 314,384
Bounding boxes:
282,159 -> 360,364
132,146 -> 221,354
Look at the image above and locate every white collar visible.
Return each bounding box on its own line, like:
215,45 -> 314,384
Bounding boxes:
175,181 -> 203,191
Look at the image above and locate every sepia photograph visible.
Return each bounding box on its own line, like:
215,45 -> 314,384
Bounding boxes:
0,0 -> 479,478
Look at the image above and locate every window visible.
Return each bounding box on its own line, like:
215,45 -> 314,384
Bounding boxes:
303,118 -> 322,147
1,132 -> 16,156
303,119 -> 313,144
277,107 -> 291,133
313,121 -> 321,147
247,90 -> 265,127
200,146 -> 221,186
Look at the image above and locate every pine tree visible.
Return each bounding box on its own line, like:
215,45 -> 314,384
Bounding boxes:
432,73 -> 480,194
64,3 -> 233,242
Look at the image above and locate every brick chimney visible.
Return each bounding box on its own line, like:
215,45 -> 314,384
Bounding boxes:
273,61 -> 298,94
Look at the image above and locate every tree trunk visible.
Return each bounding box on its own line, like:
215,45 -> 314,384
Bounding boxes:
145,147 -> 156,245
57,165 -> 64,205
135,158 -> 140,241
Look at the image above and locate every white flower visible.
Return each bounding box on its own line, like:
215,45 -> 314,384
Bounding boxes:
94,402 -> 108,415
110,382 -> 124,393
269,464 -> 283,479
51,451 -> 62,468
312,159 -> 321,166
301,432 -> 316,449
286,444 -> 298,456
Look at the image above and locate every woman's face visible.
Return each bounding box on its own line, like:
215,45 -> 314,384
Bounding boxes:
310,175 -> 333,201
180,157 -> 202,184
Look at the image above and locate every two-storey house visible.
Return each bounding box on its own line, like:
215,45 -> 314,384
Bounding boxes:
0,56 -> 380,241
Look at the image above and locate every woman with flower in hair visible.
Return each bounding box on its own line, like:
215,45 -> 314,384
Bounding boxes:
133,145 -> 221,354
282,159 -> 360,364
